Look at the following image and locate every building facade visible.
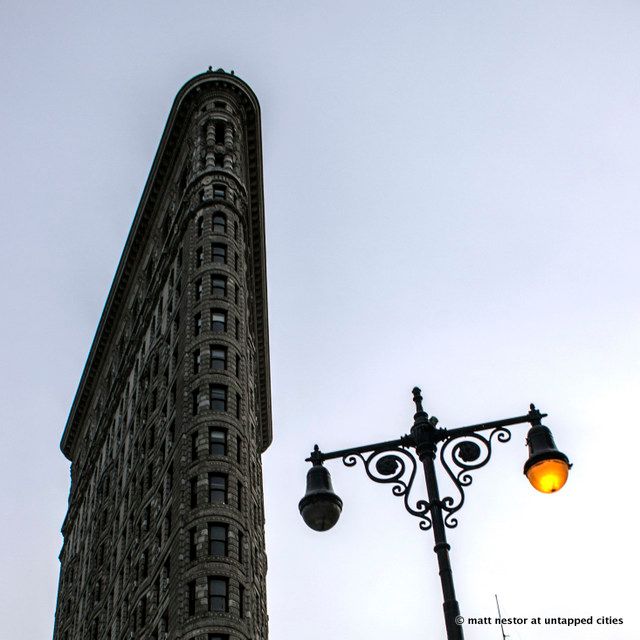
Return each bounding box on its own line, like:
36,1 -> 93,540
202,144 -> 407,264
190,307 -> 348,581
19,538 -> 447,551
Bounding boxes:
53,70 -> 272,640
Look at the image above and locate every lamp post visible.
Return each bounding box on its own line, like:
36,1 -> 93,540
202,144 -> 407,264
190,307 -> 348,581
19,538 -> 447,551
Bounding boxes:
299,387 -> 571,640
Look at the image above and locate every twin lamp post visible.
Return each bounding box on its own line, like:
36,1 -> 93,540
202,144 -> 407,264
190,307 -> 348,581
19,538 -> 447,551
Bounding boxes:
299,387 -> 571,640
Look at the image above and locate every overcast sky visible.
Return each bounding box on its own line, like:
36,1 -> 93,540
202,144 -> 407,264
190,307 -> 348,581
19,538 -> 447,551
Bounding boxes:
1,2 -> 639,639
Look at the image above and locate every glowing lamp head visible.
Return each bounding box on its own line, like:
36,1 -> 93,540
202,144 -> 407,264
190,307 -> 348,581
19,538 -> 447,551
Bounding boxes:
524,424 -> 571,493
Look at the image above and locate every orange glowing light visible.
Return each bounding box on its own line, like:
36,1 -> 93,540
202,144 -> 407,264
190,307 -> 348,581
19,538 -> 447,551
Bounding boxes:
526,458 -> 570,493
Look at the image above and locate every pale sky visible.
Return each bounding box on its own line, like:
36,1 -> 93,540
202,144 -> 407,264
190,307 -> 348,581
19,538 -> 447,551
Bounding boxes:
1,2 -> 639,639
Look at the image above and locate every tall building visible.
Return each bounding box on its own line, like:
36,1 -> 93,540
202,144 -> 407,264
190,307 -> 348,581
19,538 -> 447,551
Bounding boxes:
53,70 -> 272,640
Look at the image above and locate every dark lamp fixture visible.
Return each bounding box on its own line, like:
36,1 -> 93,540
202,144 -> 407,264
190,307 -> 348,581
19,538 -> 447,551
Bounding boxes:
299,460 -> 343,531
524,423 -> 571,493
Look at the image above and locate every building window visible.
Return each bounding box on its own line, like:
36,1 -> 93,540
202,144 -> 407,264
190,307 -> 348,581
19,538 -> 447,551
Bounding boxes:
190,477 -> 198,508
211,276 -> 226,299
195,278 -> 203,301
212,243 -> 226,264
212,213 -> 226,235
208,523 -> 228,556
209,636 -> 228,640
215,122 -> 226,144
234,283 -> 239,304
238,530 -> 244,564
189,527 -> 197,561
162,609 -> 169,635
191,431 -> 199,461
209,427 -> 227,455
195,246 -> 204,268
197,216 -> 204,237
210,346 -> 227,371
237,480 -> 243,512
236,435 -> 242,464
192,388 -> 199,416
209,384 -> 227,411
208,577 -> 228,612
208,473 -> 227,503
211,310 -> 226,333
233,220 -> 238,239
239,584 -> 245,618
234,251 -> 239,271
194,312 -> 202,336
193,349 -> 201,374
214,153 -> 224,167
236,393 -> 241,419
235,354 -> 240,377
235,317 -> 240,339
213,185 -> 226,199
187,580 -> 196,615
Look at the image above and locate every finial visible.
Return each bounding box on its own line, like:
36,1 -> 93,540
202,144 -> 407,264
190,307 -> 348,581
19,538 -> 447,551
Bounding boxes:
412,387 -> 425,414
208,66 -> 213,72
528,403 -> 542,425
309,444 -> 323,465
411,386 -> 431,429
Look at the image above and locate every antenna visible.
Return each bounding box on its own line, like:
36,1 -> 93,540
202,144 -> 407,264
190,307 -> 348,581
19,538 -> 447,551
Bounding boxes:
495,594 -> 509,640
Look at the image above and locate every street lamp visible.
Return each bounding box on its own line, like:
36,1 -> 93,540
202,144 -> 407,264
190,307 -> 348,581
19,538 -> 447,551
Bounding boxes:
299,387 -> 571,640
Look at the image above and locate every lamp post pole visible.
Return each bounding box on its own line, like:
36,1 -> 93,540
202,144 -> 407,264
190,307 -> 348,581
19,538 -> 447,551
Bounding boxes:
299,387 -> 571,640
412,390 -> 463,639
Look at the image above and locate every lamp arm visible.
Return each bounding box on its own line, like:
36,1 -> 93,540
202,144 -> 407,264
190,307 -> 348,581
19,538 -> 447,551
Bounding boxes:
436,410 -> 547,443
306,435 -> 412,463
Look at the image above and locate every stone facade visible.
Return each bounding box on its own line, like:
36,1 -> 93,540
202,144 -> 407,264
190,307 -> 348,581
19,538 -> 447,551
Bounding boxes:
53,70 -> 272,640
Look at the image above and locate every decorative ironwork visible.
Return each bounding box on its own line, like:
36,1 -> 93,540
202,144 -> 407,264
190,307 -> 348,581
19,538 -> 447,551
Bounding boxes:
438,427 -> 512,528
343,448 -> 433,530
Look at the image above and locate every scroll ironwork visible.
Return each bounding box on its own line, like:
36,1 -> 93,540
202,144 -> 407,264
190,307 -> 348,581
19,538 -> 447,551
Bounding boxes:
438,427 -> 512,528
343,448 -> 433,530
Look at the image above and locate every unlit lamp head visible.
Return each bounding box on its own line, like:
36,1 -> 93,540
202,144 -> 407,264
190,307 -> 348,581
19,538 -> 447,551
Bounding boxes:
524,424 -> 571,493
299,463 -> 343,531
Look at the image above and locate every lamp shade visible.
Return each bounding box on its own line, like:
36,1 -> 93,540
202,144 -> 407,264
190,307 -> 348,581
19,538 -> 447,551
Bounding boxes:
299,464 -> 343,531
524,424 -> 571,493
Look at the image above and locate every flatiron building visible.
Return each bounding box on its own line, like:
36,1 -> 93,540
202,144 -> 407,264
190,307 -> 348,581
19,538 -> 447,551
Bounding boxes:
53,69 -> 272,640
